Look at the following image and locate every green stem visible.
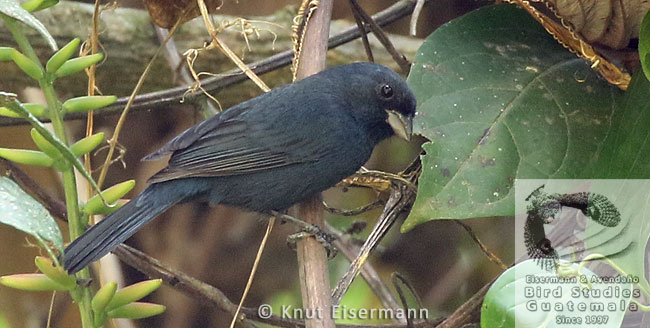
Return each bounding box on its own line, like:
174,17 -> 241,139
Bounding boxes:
4,16 -> 95,328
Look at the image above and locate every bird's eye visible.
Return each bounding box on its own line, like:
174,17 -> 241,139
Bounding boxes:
380,84 -> 393,98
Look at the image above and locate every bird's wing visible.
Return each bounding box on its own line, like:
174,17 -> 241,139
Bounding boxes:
146,112 -> 325,183
142,111 -> 233,162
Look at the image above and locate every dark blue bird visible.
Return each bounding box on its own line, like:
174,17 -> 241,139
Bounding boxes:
63,62 -> 416,273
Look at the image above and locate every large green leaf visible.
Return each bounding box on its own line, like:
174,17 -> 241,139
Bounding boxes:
639,11 -> 650,81
403,4 -> 622,231
0,0 -> 57,51
578,73 -> 650,293
588,72 -> 650,178
0,176 -> 63,251
481,260 -> 630,328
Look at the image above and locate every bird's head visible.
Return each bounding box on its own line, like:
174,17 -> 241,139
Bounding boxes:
327,63 -> 417,145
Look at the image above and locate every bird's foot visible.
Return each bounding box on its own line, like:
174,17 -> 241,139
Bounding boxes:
271,211 -> 337,259
287,228 -> 338,259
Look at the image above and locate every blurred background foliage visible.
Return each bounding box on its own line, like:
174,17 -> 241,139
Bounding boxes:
0,0 -> 514,327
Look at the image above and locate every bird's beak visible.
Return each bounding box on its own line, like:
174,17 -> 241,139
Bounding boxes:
386,109 -> 413,141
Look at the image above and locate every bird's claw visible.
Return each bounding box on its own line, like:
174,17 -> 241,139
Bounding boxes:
270,210 -> 338,258
287,227 -> 338,259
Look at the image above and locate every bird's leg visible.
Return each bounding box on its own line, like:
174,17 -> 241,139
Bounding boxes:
270,210 -> 338,259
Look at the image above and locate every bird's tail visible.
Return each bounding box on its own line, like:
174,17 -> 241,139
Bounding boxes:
63,181 -> 197,273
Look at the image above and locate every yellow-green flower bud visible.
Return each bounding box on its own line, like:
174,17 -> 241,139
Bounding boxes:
0,148 -> 53,167
83,180 -> 135,215
34,256 -> 75,290
70,132 -> 104,157
30,129 -> 61,159
106,279 -> 163,311
24,103 -> 47,117
46,38 -> 80,74
21,0 -> 58,12
0,107 -> 19,118
94,313 -> 108,328
0,47 -> 15,61
11,51 -> 43,80
54,53 -> 103,78
107,302 -> 165,319
92,282 -> 117,313
92,201 -> 126,215
0,273 -> 69,291
62,95 -> 117,114
0,103 -> 45,118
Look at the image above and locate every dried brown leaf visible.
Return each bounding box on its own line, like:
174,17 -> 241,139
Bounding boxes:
550,0 -> 650,49
599,0 -> 626,48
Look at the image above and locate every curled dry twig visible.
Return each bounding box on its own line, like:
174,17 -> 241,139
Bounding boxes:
453,220 -> 508,270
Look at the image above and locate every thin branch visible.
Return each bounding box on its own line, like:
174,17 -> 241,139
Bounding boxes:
453,220 -> 508,270
434,277 -> 495,328
348,0 -> 374,62
324,199 -> 383,216
114,244 -> 438,328
112,244 -> 294,328
291,0 -> 335,326
391,273 -> 418,328
155,26 -> 194,86
327,223 -> 404,322
95,11 -> 188,189
0,0 -> 419,126
410,0 -> 426,36
348,0 -> 411,74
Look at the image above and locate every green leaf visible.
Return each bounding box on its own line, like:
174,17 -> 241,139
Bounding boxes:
0,1 -> 56,51
402,4 -> 622,231
639,11 -> 650,81
481,260 -> 629,328
0,177 -> 63,251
